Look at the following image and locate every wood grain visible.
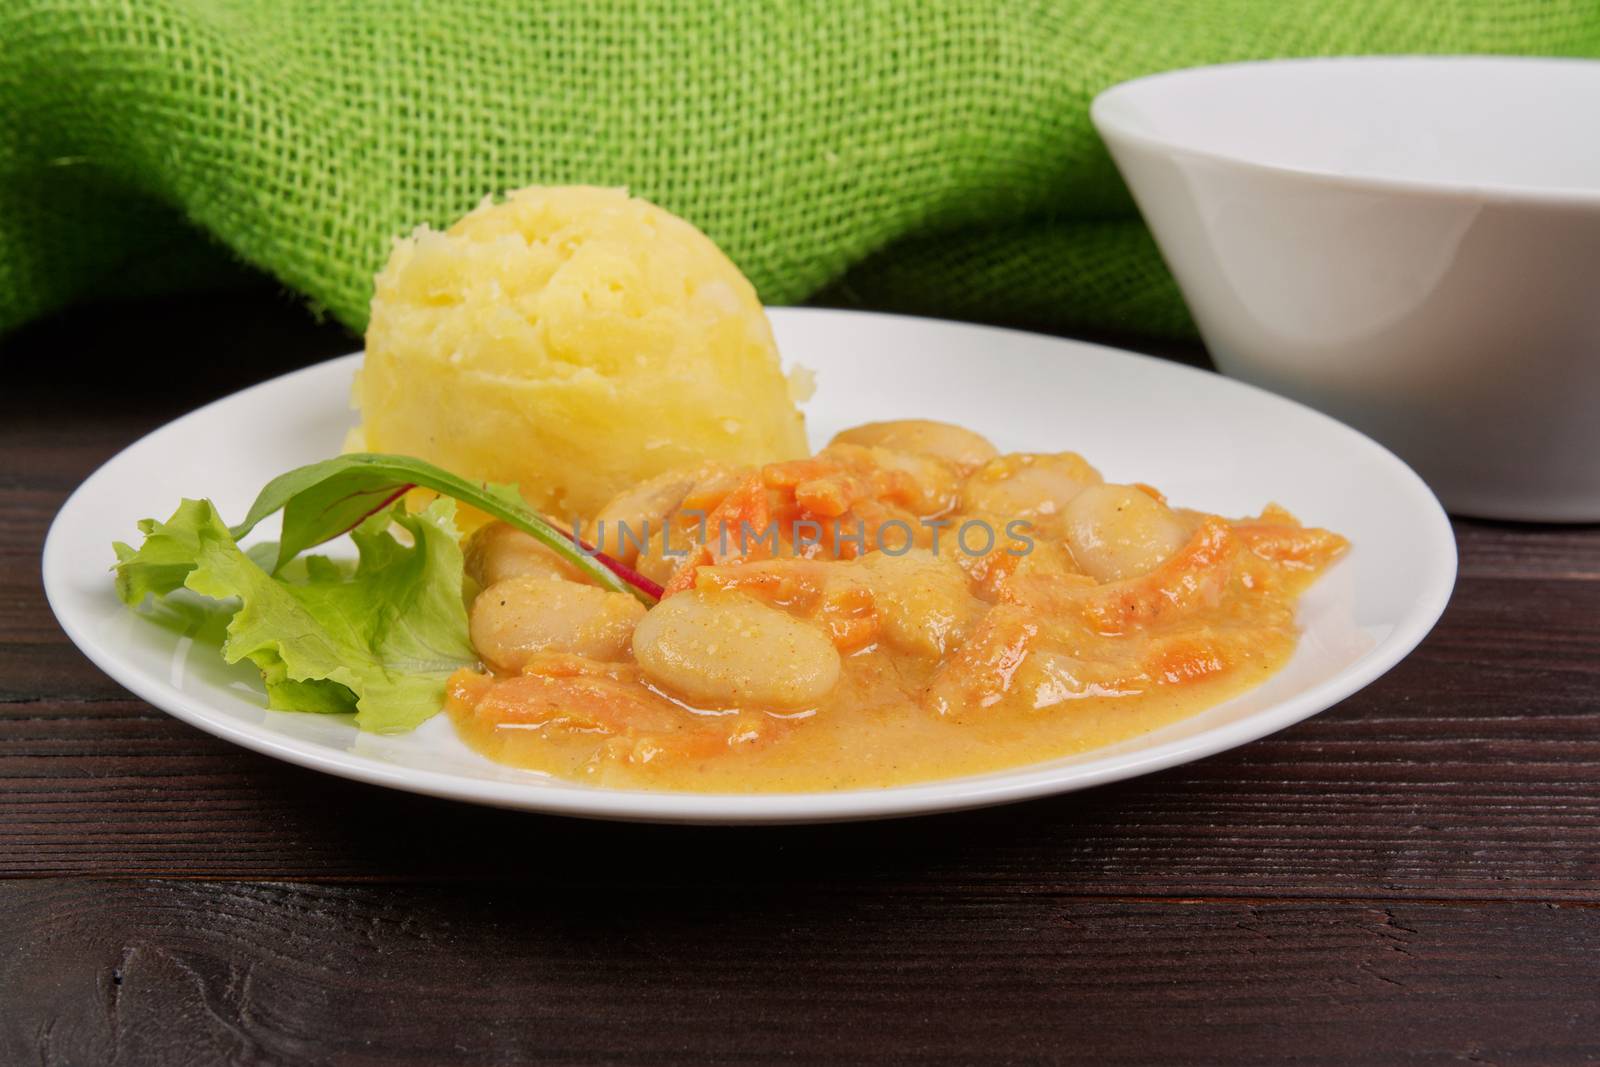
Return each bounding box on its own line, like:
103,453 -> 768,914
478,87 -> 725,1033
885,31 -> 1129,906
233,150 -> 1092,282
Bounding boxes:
3,880 -> 1598,1066
3,293 -> 1599,1065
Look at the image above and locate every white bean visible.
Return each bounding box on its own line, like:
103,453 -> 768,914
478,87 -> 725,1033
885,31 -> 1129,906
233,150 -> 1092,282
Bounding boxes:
632,589 -> 841,709
592,463 -> 729,564
960,452 -> 1103,521
470,576 -> 646,671
830,419 -> 999,475
1063,484 -> 1189,582
465,522 -> 582,588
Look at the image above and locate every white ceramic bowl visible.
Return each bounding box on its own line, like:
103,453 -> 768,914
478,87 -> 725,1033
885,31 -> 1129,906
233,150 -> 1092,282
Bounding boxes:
1092,56 -> 1600,522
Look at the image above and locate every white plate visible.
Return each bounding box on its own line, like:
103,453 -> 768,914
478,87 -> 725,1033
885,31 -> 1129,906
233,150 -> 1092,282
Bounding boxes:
43,308 -> 1456,823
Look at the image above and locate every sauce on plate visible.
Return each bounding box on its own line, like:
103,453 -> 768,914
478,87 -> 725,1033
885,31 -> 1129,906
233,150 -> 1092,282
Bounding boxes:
445,420 -> 1347,791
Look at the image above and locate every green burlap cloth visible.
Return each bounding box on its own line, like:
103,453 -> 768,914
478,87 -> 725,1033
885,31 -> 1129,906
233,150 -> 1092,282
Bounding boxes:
3,2 -> 1598,340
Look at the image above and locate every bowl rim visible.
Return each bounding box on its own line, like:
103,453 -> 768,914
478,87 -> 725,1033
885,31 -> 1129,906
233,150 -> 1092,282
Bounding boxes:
1090,54 -> 1600,209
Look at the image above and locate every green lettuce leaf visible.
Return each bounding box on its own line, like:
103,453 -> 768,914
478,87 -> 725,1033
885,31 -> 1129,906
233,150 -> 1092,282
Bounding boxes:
114,496 -> 475,733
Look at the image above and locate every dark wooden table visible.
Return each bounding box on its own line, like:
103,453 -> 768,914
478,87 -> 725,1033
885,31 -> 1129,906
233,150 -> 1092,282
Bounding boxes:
3,293 -> 1598,1066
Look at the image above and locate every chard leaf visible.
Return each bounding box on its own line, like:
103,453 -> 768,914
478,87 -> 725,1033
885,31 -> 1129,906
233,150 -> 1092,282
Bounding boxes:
230,452 -> 656,603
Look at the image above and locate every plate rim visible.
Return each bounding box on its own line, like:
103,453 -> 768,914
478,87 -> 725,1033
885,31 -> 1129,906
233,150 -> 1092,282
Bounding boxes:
42,307 -> 1458,824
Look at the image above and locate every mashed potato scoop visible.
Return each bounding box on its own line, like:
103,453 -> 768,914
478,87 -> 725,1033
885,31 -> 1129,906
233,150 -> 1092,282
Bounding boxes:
357,186 -> 810,519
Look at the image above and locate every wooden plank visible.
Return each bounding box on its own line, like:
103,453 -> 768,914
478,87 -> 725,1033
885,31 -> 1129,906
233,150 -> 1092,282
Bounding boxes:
2,879 -> 1597,1066
1456,523 -> 1600,581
